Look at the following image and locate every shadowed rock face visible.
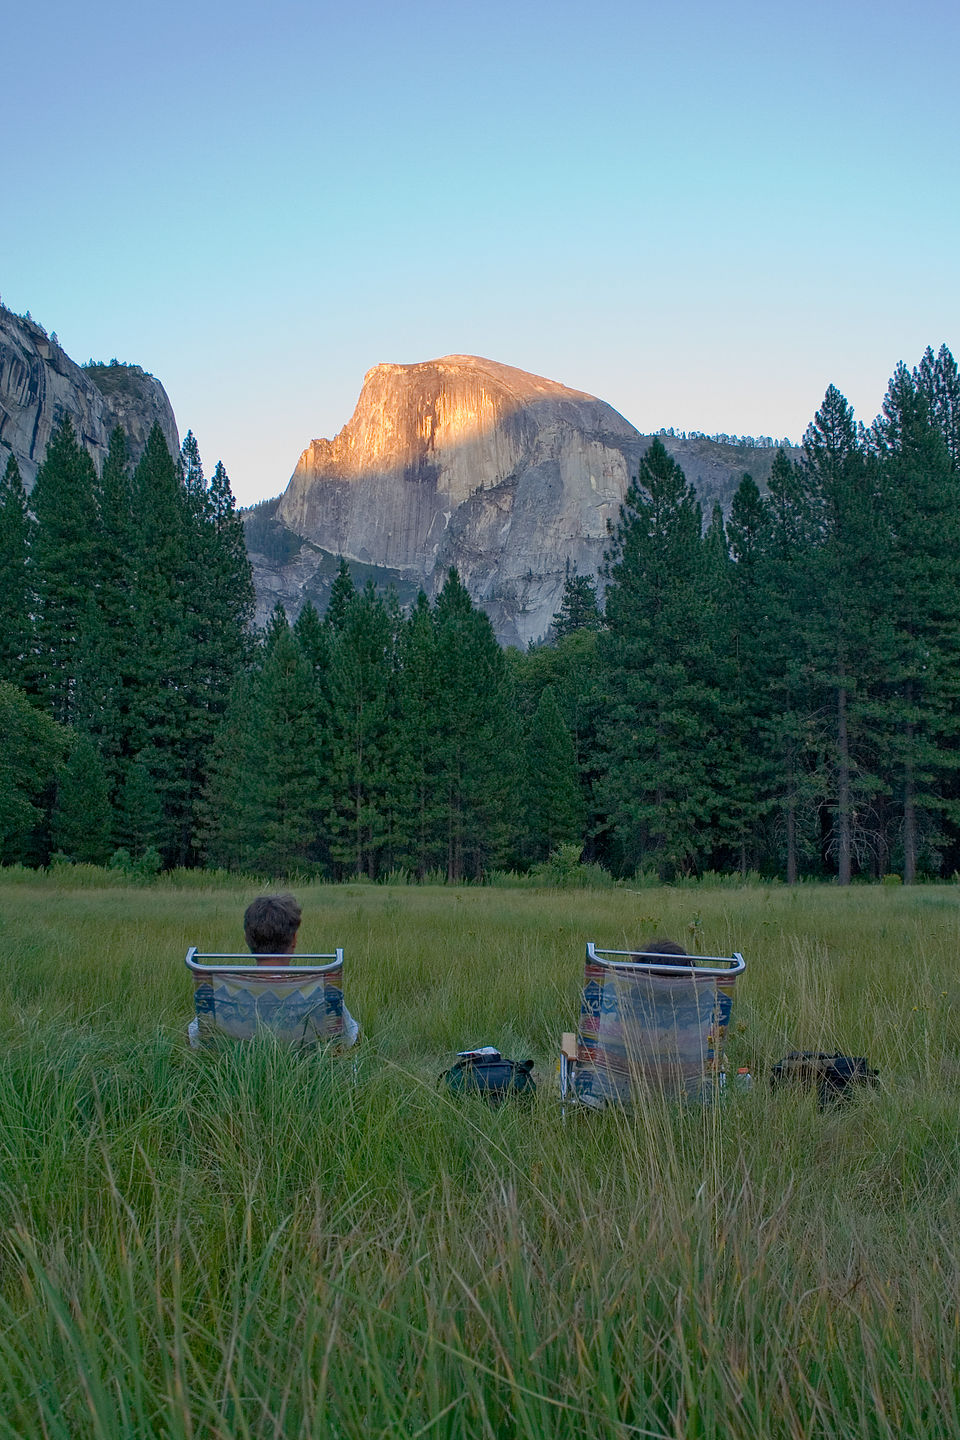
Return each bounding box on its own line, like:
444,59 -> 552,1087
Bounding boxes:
276,355 -> 645,645
0,305 -> 179,487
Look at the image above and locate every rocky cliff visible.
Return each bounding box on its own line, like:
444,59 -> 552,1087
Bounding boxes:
0,305 -> 179,487
260,355 -> 786,645
271,355 -> 643,645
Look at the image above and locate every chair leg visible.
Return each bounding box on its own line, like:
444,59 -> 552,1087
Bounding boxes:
560,1053 -> 575,1118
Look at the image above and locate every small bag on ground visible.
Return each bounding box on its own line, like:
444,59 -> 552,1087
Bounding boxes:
442,1048 -> 536,1104
770,1051 -> 878,1108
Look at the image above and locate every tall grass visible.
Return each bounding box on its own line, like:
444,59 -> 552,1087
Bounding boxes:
1,879 -> 959,1437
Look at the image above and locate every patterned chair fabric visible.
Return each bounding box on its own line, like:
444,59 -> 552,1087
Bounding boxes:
562,943 -> 745,1105
185,948 -> 346,1047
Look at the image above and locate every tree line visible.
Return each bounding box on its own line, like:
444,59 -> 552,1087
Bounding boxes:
2,342 -> 959,883
553,343 -> 960,882
0,422 -> 253,869
0,419 -> 580,881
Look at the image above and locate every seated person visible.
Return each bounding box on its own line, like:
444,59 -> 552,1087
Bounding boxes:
630,936 -> 691,967
188,892 -> 360,1047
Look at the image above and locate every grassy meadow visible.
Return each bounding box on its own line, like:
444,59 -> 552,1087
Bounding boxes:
1,873 -> 960,1438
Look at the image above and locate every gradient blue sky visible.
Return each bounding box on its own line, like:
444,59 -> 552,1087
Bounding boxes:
4,0 -> 958,505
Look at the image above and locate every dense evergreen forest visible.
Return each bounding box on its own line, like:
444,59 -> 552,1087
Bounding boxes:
2,342 -> 959,884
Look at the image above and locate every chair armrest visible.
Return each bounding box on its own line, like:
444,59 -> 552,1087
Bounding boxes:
561,1032 -> 578,1061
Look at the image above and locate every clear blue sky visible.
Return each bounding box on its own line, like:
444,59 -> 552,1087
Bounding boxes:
4,0 -> 958,505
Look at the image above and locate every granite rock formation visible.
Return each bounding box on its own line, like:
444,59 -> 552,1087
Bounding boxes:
272,355 -> 644,646
262,355 -> 788,645
0,304 -> 179,487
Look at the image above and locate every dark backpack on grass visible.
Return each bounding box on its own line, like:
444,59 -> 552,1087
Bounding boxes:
770,1052 -> 878,1108
442,1050 -> 536,1105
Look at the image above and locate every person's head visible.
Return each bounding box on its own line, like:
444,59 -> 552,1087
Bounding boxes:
632,936 -> 689,966
243,893 -> 302,956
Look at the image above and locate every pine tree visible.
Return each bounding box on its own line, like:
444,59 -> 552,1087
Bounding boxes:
179,429 -> 205,496
0,682 -> 67,862
521,685 -> 584,862
75,427 -> 136,785
394,592 -> 446,877
507,625 -> 605,860
115,429 -> 254,866
114,751 -> 165,859
699,500 -> 749,871
182,456 -> 255,858
551,574 -> 603,638
725,474 -> 777,872
51,733 -> 113,863
203,608 -> 326,876
915,344 -> 960,469
206,459 -> 255,676
124,424 -> 193,862
432,570 -> 516,880
326,558 -> 356,631
247,610 -> 327,875
0,453 -> 32,689
29,417 -> 101,724
756,447 -> 820,881
326,584 -> 395,877
800,387 -> 886,883
198,675 -> 257,872
293,600 -> 330,680
872,362 -> 960,879
596,440 -> 724,877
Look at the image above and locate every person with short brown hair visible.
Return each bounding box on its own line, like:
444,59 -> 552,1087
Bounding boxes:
244,892 -> 359,1045
243,893 -> 302,955
631,936 -> 691,966
188,892 -> 359,1047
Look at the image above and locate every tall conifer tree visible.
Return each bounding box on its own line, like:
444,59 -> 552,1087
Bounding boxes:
725,474 -> 779,872
0,682 -> 67,863
293,600 -> 330,682
521,685 -> 584,862
51,733 -> 113,863
551,574 -> 603,638
757,447 -> 819,880
326,558 -> 356,632
30,417 -> 101,724
124,424 -> 193,861
914,344 -> 960,469
800,387 -> 885,882
432,570 -> 516,880
115,751 -> 165,858
394,592 -> 445,877
872,363 -> 960,879
0,453 -> 32,689
326,584 -> 395,877
597,440 -> 723,877
75,427 -> 135,784
180,453 -> 255,858
203,606 -> 326,874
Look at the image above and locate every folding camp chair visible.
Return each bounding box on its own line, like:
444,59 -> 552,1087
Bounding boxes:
560,942 -> 746,1108
185,947 -> 355,1049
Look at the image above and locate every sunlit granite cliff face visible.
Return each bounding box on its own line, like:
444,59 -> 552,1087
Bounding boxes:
251,356 -> 795,643
273,355 -> 645,645
0,305 -> 179,487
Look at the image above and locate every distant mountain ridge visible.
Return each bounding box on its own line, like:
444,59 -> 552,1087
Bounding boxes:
253,355 -> 793,644
0,306 -> 794,646
0,304 -> 179,486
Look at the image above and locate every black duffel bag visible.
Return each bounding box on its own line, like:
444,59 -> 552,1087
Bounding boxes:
442,1049 -> 536,1105
770,1051 -> 878,1108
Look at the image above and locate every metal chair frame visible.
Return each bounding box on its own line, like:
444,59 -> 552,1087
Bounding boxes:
185,948 -> 344,975
185,947 -> 348,1049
